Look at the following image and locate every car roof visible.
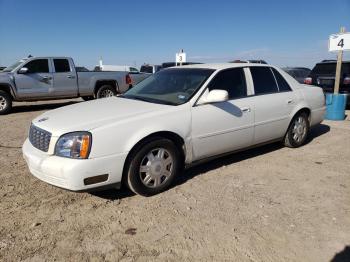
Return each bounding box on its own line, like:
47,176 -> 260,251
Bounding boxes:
170,63 -> 272,70
318,60 -> 350,64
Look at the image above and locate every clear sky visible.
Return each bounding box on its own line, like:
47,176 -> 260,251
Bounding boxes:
0,0 -> 349,69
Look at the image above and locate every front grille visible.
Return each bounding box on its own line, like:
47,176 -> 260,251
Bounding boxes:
29,125 -> 52,152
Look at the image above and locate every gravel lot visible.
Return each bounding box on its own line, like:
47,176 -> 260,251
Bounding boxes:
0,99 -> 349,262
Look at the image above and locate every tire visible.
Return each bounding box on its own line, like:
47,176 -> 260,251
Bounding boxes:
0,90 -> 12,115
82,96 -> 94,101
284,112 -> 310,148
125,138 -> 182,196
96,85 -> 117,99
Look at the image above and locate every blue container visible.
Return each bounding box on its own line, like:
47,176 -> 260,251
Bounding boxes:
325,93 -> 347,120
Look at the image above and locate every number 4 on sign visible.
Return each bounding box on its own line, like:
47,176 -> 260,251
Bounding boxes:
338,39 -> 344,48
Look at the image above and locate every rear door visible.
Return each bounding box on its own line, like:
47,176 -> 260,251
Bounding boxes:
191,67 -> 255,160
14,58 -> 52,99
52,58 -> 78,97
250,66 -> 296,144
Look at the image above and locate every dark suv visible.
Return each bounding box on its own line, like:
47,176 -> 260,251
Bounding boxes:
305,60 -> 350,105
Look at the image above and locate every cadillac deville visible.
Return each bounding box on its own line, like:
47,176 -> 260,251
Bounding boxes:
22,63 -> 325,196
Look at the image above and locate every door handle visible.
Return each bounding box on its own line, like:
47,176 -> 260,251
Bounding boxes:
240,107 -> 251,113
287,99 -> 294,104
42,76 -> 52,81
67,75 -> 75,79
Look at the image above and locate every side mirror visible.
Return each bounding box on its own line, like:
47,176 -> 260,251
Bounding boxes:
18,67 -> 28,74
200,89 -> 229,104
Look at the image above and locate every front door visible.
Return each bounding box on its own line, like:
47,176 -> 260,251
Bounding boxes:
191,67 -> 254,160
14,58 -> 53,99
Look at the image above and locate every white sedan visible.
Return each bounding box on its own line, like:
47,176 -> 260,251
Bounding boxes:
22,63 -> 325,196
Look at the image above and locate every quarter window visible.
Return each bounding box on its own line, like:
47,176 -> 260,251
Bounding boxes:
54,59 -> 71,73
272,68 -> 292,92
23,59 -> 49,73
250,67 -> 278,95
208,68 -> 247,99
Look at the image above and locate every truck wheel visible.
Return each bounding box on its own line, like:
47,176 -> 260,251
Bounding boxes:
0,90 -> 12,115
125,138 -> 182,196
96,85 -> 117,99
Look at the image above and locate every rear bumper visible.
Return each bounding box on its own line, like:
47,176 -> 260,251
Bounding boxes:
22,139 -> 128,191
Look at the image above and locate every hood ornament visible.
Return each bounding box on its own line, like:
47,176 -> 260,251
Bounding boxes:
38,117 -> 49,122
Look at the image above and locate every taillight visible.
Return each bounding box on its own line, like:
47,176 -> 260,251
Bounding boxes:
126,74 -> 132,85
344,77 -> 350,85
304,77 -> 312,85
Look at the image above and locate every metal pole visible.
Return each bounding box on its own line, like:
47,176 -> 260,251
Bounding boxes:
334,27 -> 345,94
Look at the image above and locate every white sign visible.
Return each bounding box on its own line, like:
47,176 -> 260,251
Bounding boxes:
176,52 -> 187,64
329,33 -> 350,51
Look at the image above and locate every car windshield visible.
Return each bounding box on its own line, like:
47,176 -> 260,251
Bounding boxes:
2,60 -> 26,72
122,68 -> 214,105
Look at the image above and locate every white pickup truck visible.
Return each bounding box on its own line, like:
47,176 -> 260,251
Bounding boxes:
0,56 -> 149,114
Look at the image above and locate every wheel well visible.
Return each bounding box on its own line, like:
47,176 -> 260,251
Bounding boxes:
294,107 -> 311,120
94,80 -> 119,95
0,84 -> 14,98
121,131 -> 186,183
284,107 -> 311,137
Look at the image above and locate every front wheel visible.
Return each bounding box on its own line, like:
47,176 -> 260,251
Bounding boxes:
0,90 -> 12,115
125,138 -> 182,196
284,112 -> 310,148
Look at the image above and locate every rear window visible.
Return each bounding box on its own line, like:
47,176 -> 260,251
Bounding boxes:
140,66 -> 153,73
54,59 -> 71,73
311,62 -> 350,76
311,63 -> 336,75
250,67 -> 279,95
272,68 -> 292,92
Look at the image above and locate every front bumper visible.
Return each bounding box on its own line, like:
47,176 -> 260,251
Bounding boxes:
22,139 -> 128,191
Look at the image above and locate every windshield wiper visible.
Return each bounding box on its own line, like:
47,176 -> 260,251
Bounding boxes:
120,95 -> 176,106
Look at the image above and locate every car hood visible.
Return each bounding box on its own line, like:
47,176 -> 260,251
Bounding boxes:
32,97 -> 173,136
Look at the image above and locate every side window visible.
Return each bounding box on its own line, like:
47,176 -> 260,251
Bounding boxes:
130,67 -> 139,73
208,68 -> 247,99
53,59 -> 71,73
250,67 -> 278,95
272,68 -> 292,92
24,59 -> 49,73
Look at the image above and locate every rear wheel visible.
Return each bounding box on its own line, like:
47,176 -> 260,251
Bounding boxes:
0,90 -> 12,115
284,112 -> 310,148
96,85 -> 117,99
125,138 -> 181,196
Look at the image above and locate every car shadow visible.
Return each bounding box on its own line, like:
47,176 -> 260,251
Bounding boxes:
91,123 -> 330,200
331,246 -> 350,262
91,187 -> 135,200
305,123 -> 330,144
11,100 -> 81,114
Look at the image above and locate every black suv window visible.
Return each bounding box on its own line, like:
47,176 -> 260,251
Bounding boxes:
250,67 -> 278,95
311,63 -> 336,75
24,59 -> 49,73
272,68 -> 292,92
54,59 -> 71,73
208,68 -> 247,99
140,66 -> 153,73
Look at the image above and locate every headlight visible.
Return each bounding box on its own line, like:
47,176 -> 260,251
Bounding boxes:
55,132 -> 92,159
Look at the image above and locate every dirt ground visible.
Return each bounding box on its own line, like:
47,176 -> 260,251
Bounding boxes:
0,99 -> 349,262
